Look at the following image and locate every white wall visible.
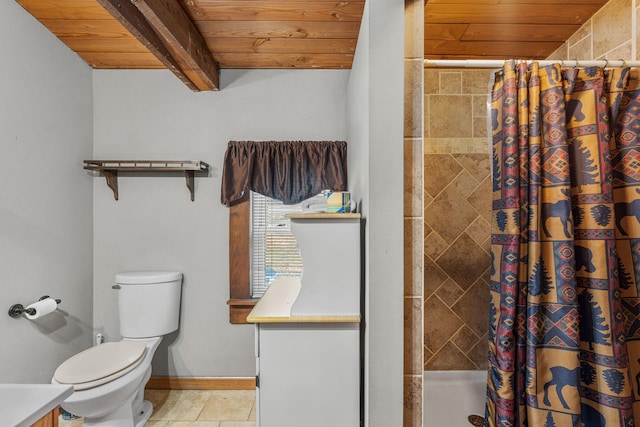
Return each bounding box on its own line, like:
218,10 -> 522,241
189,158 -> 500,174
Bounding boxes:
92,68 -> 350,376
347,5 -> 370,211
0,1 -> 94,382
347,0 -> 405,425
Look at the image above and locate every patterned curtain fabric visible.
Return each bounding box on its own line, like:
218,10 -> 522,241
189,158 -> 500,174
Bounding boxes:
488,60 -> 640,426
220,140 -> 348,205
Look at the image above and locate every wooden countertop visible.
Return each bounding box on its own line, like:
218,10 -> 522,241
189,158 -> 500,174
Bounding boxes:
246,277 -> 361,324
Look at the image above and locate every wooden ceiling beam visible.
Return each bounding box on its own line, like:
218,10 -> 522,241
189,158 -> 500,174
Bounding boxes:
96,0 -> 198,90
131,0 -> 219,91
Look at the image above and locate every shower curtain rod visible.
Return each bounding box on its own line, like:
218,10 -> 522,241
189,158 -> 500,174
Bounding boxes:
424,59 -> 640,68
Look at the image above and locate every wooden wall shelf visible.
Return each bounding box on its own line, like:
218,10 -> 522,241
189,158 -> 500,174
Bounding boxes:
84,160 -> 209,201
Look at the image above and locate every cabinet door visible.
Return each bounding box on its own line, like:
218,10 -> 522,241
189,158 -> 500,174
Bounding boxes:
257,323 -> 360,427
31,407 -> 58,427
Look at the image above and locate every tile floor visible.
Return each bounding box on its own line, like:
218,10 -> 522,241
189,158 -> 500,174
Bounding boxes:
59,389 -> 256,427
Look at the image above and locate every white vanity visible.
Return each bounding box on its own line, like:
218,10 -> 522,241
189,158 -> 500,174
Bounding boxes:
247,213 -> 362,427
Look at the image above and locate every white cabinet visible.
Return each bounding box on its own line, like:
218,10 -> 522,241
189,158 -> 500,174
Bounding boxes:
248,214 -> 362,427
255,322 -> 360,427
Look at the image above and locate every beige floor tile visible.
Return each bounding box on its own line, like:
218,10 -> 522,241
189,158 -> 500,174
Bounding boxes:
165,422 -> 221,427
150,390 -> 213,421
247,399 -> 256,421
197,390 -> 255,421
59,389 -> 256,426
146,389 -> 170,407
219,423 -> 256,427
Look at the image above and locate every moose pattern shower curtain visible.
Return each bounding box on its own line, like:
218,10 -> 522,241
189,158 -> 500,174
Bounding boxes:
488,60 -> 640,426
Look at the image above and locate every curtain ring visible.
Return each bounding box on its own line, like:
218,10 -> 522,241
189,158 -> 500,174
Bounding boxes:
603,58 -> 609,69
619,58 -> 628,67
574,59 -> 580,68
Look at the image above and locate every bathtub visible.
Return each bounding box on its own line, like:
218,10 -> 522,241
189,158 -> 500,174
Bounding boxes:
424,370 -> 487,427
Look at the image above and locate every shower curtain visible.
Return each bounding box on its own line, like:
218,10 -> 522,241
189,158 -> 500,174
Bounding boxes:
487,60 -> 640,426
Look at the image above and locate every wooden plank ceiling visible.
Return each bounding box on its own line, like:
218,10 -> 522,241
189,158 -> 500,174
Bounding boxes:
15,0 -> 610,90
15,0 -> 363,90
425,0 -> 610,60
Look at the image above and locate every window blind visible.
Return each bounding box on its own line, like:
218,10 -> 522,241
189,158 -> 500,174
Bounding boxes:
250,192 -> 304,298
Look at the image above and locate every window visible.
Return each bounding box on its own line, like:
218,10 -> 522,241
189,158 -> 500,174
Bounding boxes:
250,192 -> 304,298
227,192 -> 315,324
222,140 -> 348,323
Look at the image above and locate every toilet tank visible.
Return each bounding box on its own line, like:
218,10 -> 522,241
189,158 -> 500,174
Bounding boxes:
115,271 -> 183,338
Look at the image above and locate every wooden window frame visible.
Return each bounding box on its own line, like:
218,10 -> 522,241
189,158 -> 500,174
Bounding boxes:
227,193 -> 257,324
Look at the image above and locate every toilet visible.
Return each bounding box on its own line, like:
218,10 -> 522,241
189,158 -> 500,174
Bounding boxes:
52,271 -> 183,427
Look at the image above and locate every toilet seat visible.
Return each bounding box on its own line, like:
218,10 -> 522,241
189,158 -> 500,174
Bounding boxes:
53,341 -> 147,390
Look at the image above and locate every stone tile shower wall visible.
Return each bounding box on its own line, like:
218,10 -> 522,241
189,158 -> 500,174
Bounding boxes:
547,0 -> 636,63
423,68 -> 494,370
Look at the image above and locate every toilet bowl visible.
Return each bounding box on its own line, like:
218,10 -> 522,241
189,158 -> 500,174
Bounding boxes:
53,337 -> 161,426
52,271 -> 182,427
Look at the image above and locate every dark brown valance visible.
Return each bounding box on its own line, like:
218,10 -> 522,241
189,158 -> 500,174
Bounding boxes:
221,140 -> 348,205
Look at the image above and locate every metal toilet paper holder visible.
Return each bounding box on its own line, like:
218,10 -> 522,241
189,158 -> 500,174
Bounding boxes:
8,295 -> 62,318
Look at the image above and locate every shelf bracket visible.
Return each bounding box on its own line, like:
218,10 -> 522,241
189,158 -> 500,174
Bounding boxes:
103,170 -> 119,200
185,170 -> 195,201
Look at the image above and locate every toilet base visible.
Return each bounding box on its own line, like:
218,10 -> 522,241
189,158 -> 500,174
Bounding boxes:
82,394 -> 135,427
80,397 -> 153,427
78,398 -> 153,427
134,400 -> 153,427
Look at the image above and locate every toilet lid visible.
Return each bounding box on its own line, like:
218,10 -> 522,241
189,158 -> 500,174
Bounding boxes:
53,341 -> 146,388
